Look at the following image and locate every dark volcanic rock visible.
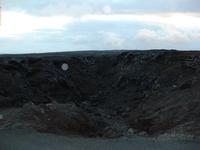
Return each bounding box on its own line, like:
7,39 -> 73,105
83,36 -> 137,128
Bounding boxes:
20,102 -> 107,137
1,50 -> 200,137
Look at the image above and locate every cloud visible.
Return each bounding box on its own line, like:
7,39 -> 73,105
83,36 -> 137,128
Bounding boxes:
0,11 -> 74,38
135,28 -> 190,44
37,2 -> 95,17
1,1 -> 200,52
102,5 -> 112,14
135,29 -> 159,42
5,0 -> 200,16
99,31 -> 125,48
81,13 -> 200,29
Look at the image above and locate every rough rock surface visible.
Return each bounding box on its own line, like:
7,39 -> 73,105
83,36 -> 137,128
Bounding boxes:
1,50 -> 200,137
20,102 -> 108,137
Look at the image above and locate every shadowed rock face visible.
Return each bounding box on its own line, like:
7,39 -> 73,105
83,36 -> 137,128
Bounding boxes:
1,50 -> 200,137
20,102 -> 107,137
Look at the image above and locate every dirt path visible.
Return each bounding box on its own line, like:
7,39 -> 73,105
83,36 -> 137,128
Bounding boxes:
0,129 -> 200,150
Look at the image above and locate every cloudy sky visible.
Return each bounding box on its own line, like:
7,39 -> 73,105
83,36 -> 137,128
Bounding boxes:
0,0 -> 200,53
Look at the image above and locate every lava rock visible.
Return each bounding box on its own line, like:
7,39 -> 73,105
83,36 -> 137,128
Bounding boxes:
21,102 -> 107,137
1,50 -> 200,137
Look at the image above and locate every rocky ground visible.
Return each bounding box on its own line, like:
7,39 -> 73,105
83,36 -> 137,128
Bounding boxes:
1,129 -> 200,150
1,50 -> 200,139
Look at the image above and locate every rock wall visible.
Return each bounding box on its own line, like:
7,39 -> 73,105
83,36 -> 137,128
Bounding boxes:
1,50 -> 200,137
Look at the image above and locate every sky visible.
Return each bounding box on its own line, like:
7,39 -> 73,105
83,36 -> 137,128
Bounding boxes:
0,0 -> 200,53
